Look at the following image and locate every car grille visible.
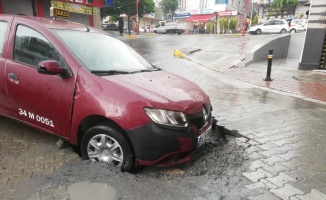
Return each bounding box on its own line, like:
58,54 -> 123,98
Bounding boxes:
188,108 -> 211,130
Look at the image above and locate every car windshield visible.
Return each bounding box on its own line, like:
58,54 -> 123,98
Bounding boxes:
53,30 -> 154,73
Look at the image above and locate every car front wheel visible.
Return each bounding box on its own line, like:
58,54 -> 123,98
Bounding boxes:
81,125 -> 134,172
290,29 -> 296,33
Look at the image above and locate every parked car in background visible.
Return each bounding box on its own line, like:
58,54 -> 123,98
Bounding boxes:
139,26 -> 149,33
103,23 -> 119,31
249,19 -> 290,35
153,20 -> 187,34
289,19 -> 308,33
148,25 -> 157,33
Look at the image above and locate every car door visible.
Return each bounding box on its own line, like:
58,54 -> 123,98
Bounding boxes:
274,20 -> 286,33
0,20 -> 10,115
262,21 -> 275,33
5,24 -> 75,138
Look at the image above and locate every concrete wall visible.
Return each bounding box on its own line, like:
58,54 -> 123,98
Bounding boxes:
252,34 -> 291,62
237,34 -> 291,67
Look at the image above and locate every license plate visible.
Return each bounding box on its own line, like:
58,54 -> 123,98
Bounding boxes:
197,126 -> 212,148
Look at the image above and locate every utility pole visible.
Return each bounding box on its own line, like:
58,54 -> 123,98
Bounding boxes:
250,0 -> 253,28
242,0 -> 249,36
136,0 -> 139,35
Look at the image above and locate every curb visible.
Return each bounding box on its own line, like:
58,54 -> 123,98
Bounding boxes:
173,49 -> 220,72
173,50 -> 185,59
125,35 -> 137,39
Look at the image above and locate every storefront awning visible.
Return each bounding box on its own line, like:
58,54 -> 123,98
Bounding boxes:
185,14 -> 214,23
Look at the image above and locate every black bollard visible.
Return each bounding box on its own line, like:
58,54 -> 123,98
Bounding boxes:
264,49 -> 273,81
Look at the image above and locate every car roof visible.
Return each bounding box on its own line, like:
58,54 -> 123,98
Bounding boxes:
1,14 -> 92,31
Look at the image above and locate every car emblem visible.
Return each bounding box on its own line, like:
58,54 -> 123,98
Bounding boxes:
203,108 -> 208,122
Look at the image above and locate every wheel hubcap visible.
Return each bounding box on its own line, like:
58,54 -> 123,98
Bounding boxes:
87,134 -> 123,166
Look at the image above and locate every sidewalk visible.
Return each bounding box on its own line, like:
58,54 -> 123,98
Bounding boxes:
174,33 -> 326,200
224,59 -> 326,104
175,33 -> 326,104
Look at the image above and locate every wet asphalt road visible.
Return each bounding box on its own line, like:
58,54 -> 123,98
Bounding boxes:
1,34 -> 326,200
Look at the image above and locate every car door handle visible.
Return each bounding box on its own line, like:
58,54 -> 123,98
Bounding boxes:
8,73 -> 19,83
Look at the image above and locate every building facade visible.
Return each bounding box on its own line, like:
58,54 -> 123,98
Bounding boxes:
152,0 -> 248,33
0,0 -> 103,28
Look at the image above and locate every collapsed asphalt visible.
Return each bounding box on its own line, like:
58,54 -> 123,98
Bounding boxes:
11,127 -> 263,200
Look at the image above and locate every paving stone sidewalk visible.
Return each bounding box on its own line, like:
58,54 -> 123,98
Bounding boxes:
175,34 -> 326,199
221,59 -> 326,199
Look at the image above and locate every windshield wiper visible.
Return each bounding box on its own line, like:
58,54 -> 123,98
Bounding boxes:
130,67 -> 161,74
91,70 -> 130,75
130,69 -> 153,74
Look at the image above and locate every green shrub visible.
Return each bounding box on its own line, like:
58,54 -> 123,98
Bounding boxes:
252,15 -> 258,24
229,18 -> 237,30
220,17 -> 228,33
206,22 -> 212,33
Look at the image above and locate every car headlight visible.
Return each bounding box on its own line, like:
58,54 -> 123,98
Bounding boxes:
144,108 -> 188,127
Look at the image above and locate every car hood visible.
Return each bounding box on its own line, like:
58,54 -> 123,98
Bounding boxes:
102,70 -> 210,114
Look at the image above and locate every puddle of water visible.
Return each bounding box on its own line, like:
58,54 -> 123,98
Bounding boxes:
68,181 -> 116,200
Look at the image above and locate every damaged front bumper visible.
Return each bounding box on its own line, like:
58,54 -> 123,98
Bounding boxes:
126,118 -> 213,167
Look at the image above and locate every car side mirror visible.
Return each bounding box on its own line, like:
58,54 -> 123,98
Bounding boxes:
37,60 -> 69,78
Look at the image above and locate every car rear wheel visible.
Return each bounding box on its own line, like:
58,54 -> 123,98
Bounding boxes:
280,29 -> 287,34
81,125 -> 134,172
290,29 -> 296,33
256,29 -> 262,35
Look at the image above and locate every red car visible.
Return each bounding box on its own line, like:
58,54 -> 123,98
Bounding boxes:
0,15 -> 213,171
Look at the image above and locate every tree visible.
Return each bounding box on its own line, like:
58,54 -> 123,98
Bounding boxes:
229,18 -> 237,31
159,0 -> 178,21
252,15 -> 258,25
271,0 -> 299,18
100,0 -> 155,35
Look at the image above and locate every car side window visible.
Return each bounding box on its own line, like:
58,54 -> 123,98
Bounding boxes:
13,25 -> 66,68
0,21 -> 8,56
264,21 -> 272,26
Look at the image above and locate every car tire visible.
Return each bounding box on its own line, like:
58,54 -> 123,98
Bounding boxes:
280,29 -> 287,34
256,29 -> 262,35
290,29 -> 296,33
154,30 -> 157,34
81,125 -> 134,172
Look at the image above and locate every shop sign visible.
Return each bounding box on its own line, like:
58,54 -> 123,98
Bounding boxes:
51,1 -> 97,15
51,7 -> 69,18
218,11 -> 237,16
307,0 -> 326,29
200,9 -> 214,14
264,7 -> 295,16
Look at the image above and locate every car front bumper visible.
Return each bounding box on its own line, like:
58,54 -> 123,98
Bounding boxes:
126,118 -> 213,167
